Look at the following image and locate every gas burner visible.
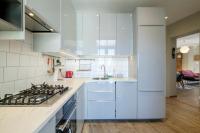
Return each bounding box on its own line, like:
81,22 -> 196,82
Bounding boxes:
0,83 -> 70,106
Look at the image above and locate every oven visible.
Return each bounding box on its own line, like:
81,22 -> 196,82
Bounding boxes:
56,94 -> 77,133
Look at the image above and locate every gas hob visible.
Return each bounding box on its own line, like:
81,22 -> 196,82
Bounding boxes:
0,83 -> 70,106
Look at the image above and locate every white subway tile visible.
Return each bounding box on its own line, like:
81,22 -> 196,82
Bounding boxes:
22,44 -> 32,54
18,67 -> 28,79
0,40 -> 9,52
0,68 -> 3,82
27,67 -> 35,78
26,79 -> 32,88
20,55 -> 30,66
9,41 -> 22,53
7,53 -> 20,66
14,79 -> 27,93
25,30 -> 33,45
4,67 -> 18,82
30,56 -> 38,66
0,82 -> 15,98
0,52 -> 6,67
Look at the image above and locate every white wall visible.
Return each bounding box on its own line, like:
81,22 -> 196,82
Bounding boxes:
0,31 -> 52,98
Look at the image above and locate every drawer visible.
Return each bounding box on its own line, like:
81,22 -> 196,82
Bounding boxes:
88,91 -> 115,101
86,82 -> 115,92
87,101 -> 115,119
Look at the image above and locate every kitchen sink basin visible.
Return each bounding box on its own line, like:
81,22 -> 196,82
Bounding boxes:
92,77 -> 109,80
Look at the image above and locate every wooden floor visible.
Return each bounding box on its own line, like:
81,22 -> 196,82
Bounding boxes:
176,85 -> 200,107
82,92 -> 200,133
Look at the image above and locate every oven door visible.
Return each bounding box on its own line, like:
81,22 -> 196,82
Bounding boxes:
56,106 -> 77,133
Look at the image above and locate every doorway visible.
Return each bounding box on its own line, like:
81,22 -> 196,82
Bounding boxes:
176,33 -> 200,107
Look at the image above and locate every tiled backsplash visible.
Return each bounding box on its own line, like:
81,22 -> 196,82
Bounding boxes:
65,58 -> 129,78
0,31 -> 51,98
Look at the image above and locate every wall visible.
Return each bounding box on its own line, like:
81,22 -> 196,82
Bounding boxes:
166,11 -> 200,97
182,46 -> 200,73
0,30 -> 51,98
64,58 -> 129,78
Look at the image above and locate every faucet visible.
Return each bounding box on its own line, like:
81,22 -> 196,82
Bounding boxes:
101,65 -> 106,78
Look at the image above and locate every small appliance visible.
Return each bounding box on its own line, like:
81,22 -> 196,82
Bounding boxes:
66,71 -> 73,78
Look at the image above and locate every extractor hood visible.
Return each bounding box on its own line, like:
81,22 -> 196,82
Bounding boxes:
0,0 -> 55,32
25,7 -> 54,32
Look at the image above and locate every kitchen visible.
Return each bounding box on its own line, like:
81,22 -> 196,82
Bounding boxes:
1,0 -> 167,133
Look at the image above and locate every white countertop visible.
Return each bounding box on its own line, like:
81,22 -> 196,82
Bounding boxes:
0,78 -> 137,133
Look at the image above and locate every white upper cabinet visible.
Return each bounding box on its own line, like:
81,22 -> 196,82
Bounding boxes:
136,7 -> 165,26
76,13 -> 133,56
116,13 -> 133,56
82,13 -> 100,55
33,0 -> 77,57
61,0 -> 76,54
33,33 -> 61,53
76,13 -> 84,55
99,13 -> 117,56
25,0 -> 61,32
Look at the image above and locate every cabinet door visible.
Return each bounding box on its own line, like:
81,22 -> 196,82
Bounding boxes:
87,101 -> 115,119
38,116 -> 56,133
82,13 -> 99,55
136,7 -> 165,26
137,91 -> 165,119
116,14 -> 133,56
116,82 -> 137,119
99,13 -> 116,56
76,85 -> 85,133
76,13 -> 84,55
61,0 -> 76,53
138,26 -> 165,91
26,0 -> 61,32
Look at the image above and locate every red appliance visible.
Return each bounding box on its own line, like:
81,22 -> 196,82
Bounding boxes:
65,71 -> 73,78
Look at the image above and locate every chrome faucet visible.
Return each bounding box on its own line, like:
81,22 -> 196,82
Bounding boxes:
101,65 -> 106,78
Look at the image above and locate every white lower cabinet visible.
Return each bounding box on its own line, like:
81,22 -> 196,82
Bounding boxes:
88,101 -> 115,119
137,91 -> 165,119
85,81 -> 115,119
38,116 -> 56,133
116,82 -> 137,119
76,85 -> 85,133
85,81 -> 138,120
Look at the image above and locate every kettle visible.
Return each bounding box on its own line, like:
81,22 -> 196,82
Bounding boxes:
65,71 -> 73,78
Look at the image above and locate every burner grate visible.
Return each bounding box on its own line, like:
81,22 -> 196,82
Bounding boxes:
0,83 -> 69,106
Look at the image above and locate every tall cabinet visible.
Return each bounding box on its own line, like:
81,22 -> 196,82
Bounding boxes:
135,7 -> 166,119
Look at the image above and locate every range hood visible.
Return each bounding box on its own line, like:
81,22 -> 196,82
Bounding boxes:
0,0 -> 54,32
25,7 -> 54,32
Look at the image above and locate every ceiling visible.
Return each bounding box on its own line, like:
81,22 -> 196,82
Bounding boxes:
177,33 -> 200,48
72,0 -> 200,25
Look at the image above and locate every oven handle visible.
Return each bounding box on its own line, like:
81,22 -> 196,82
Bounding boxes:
56,106 -> 77,132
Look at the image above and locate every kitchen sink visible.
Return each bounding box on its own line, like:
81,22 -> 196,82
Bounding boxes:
92,77 -> 109,80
